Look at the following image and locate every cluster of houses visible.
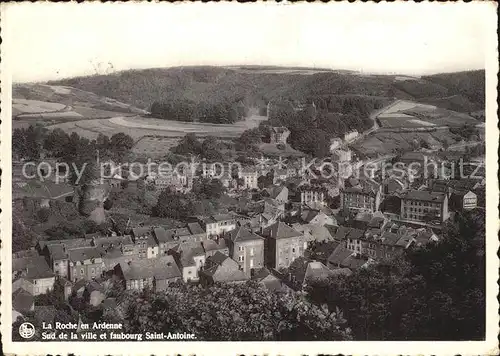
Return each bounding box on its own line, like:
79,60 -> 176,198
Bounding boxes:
12,132 -> 484,320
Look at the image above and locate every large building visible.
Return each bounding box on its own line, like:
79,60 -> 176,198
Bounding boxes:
341,181 -> 382,214
262,221 -> 306,269
199,214 -> 237,237
239,168 -> 259,190
300,187 -> 326,207
114,255 -> 181,292
400,190 -> 449,224
227,226 -> 265,276
12,256 -> 55,296
68,247 -> 104,282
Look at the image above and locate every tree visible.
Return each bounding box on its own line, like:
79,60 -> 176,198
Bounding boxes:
152,188 -> 195,220
172,133 -> 202,156
200,136 -> 223,161
123,281 -> 352,341
191,178 -> 225,200
306,209 -> 485,341
103,199 -> 114,210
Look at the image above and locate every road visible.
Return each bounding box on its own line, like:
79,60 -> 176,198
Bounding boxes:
345,99 -> 401,146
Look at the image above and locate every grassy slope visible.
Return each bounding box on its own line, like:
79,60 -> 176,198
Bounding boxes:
49,66 -> 485,114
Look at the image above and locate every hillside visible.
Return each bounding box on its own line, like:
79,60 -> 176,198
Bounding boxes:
49,66 -> 485,118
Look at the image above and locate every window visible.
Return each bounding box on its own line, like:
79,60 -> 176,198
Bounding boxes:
80,268 -> 84,275
250,248 -> 254,256
91,268 -> 95,275
55,262 -> 59,267
238,256 -> 244,262
238,246 -> 244,252
250,259 -> 254,268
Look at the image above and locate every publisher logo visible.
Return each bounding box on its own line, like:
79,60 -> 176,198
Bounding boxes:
19,322 -> 35,339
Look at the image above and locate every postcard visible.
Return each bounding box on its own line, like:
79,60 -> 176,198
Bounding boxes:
1,2 -> 498,355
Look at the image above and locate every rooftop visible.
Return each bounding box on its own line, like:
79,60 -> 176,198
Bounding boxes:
13,256 -> 54,280
402,190 -> 446,203
120,255 -> 181,281
263,221 -> 303,240
230,226 -> 264,242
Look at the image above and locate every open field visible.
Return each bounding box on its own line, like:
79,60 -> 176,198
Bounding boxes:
12,99 -> 67,115
132,136 -> 181,157
376,99 -> 478,128
13,83 -> 148,115
351,130 -> 465,157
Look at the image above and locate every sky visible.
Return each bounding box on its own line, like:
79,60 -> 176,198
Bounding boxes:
3,2 -> 496,83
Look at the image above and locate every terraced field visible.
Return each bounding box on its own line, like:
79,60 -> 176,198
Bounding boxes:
48,114 -> 267,141
376,100 -> 478,128
351,130 -> 464,157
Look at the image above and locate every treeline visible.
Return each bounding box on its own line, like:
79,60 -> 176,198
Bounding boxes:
121,281 -> 352,341
150,97 -> 249,124
13,126 -> 134,185
267,96 -> 385,157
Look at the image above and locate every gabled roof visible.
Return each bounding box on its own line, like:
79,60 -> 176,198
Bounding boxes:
47,244 -> 67,260
12,288 -> 34,313
341,255 -> 369,270
327,245 -> 353,266
131,227 -> 151,238
402,190 -> 446,203
347,228 -> 366,241
201,239 -> 227,252
170,242 -> 205,267
153,227 -> 175,244
205,251 -> 230,266
380,231 -> 400,246
68,247 -> 101,263
119,255 -> 181,281
230,226 -> 264,242
263,221 -> 302,240
200,256 -> 247,283
304,261 -> 335,284
187,222 -> 205,235
334,226 -> 352,241
13,256 -> 54,280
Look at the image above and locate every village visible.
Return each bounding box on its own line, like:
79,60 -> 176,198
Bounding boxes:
11,121 -> 486,326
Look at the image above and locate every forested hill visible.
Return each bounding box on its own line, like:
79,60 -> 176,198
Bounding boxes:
49,66 -> 485,123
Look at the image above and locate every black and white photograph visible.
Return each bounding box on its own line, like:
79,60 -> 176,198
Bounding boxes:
1,2 -> 498,355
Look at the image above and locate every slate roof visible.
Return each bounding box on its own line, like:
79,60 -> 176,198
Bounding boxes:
303,261 -> 335,284
119,255 -> 181,281
205,251 -> 230,266
402,190 -> 446,203
252,268 -> 291,292
334,226 -> 352,241
47,244 -> 67,260
131,227 -> 152,238
170,242 -> 205,267
263,221 -> 302,240
38,238 -> 92,251
327,245 -> 354,266
341,255 -> 369,270
68,247 -> 101,263
12,256 -> 54,280
201,239 -> 227,252
200,257 -> 247,283
380,232 -> 400,246
187,222 -> 205,235
230,226 -> 264,242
